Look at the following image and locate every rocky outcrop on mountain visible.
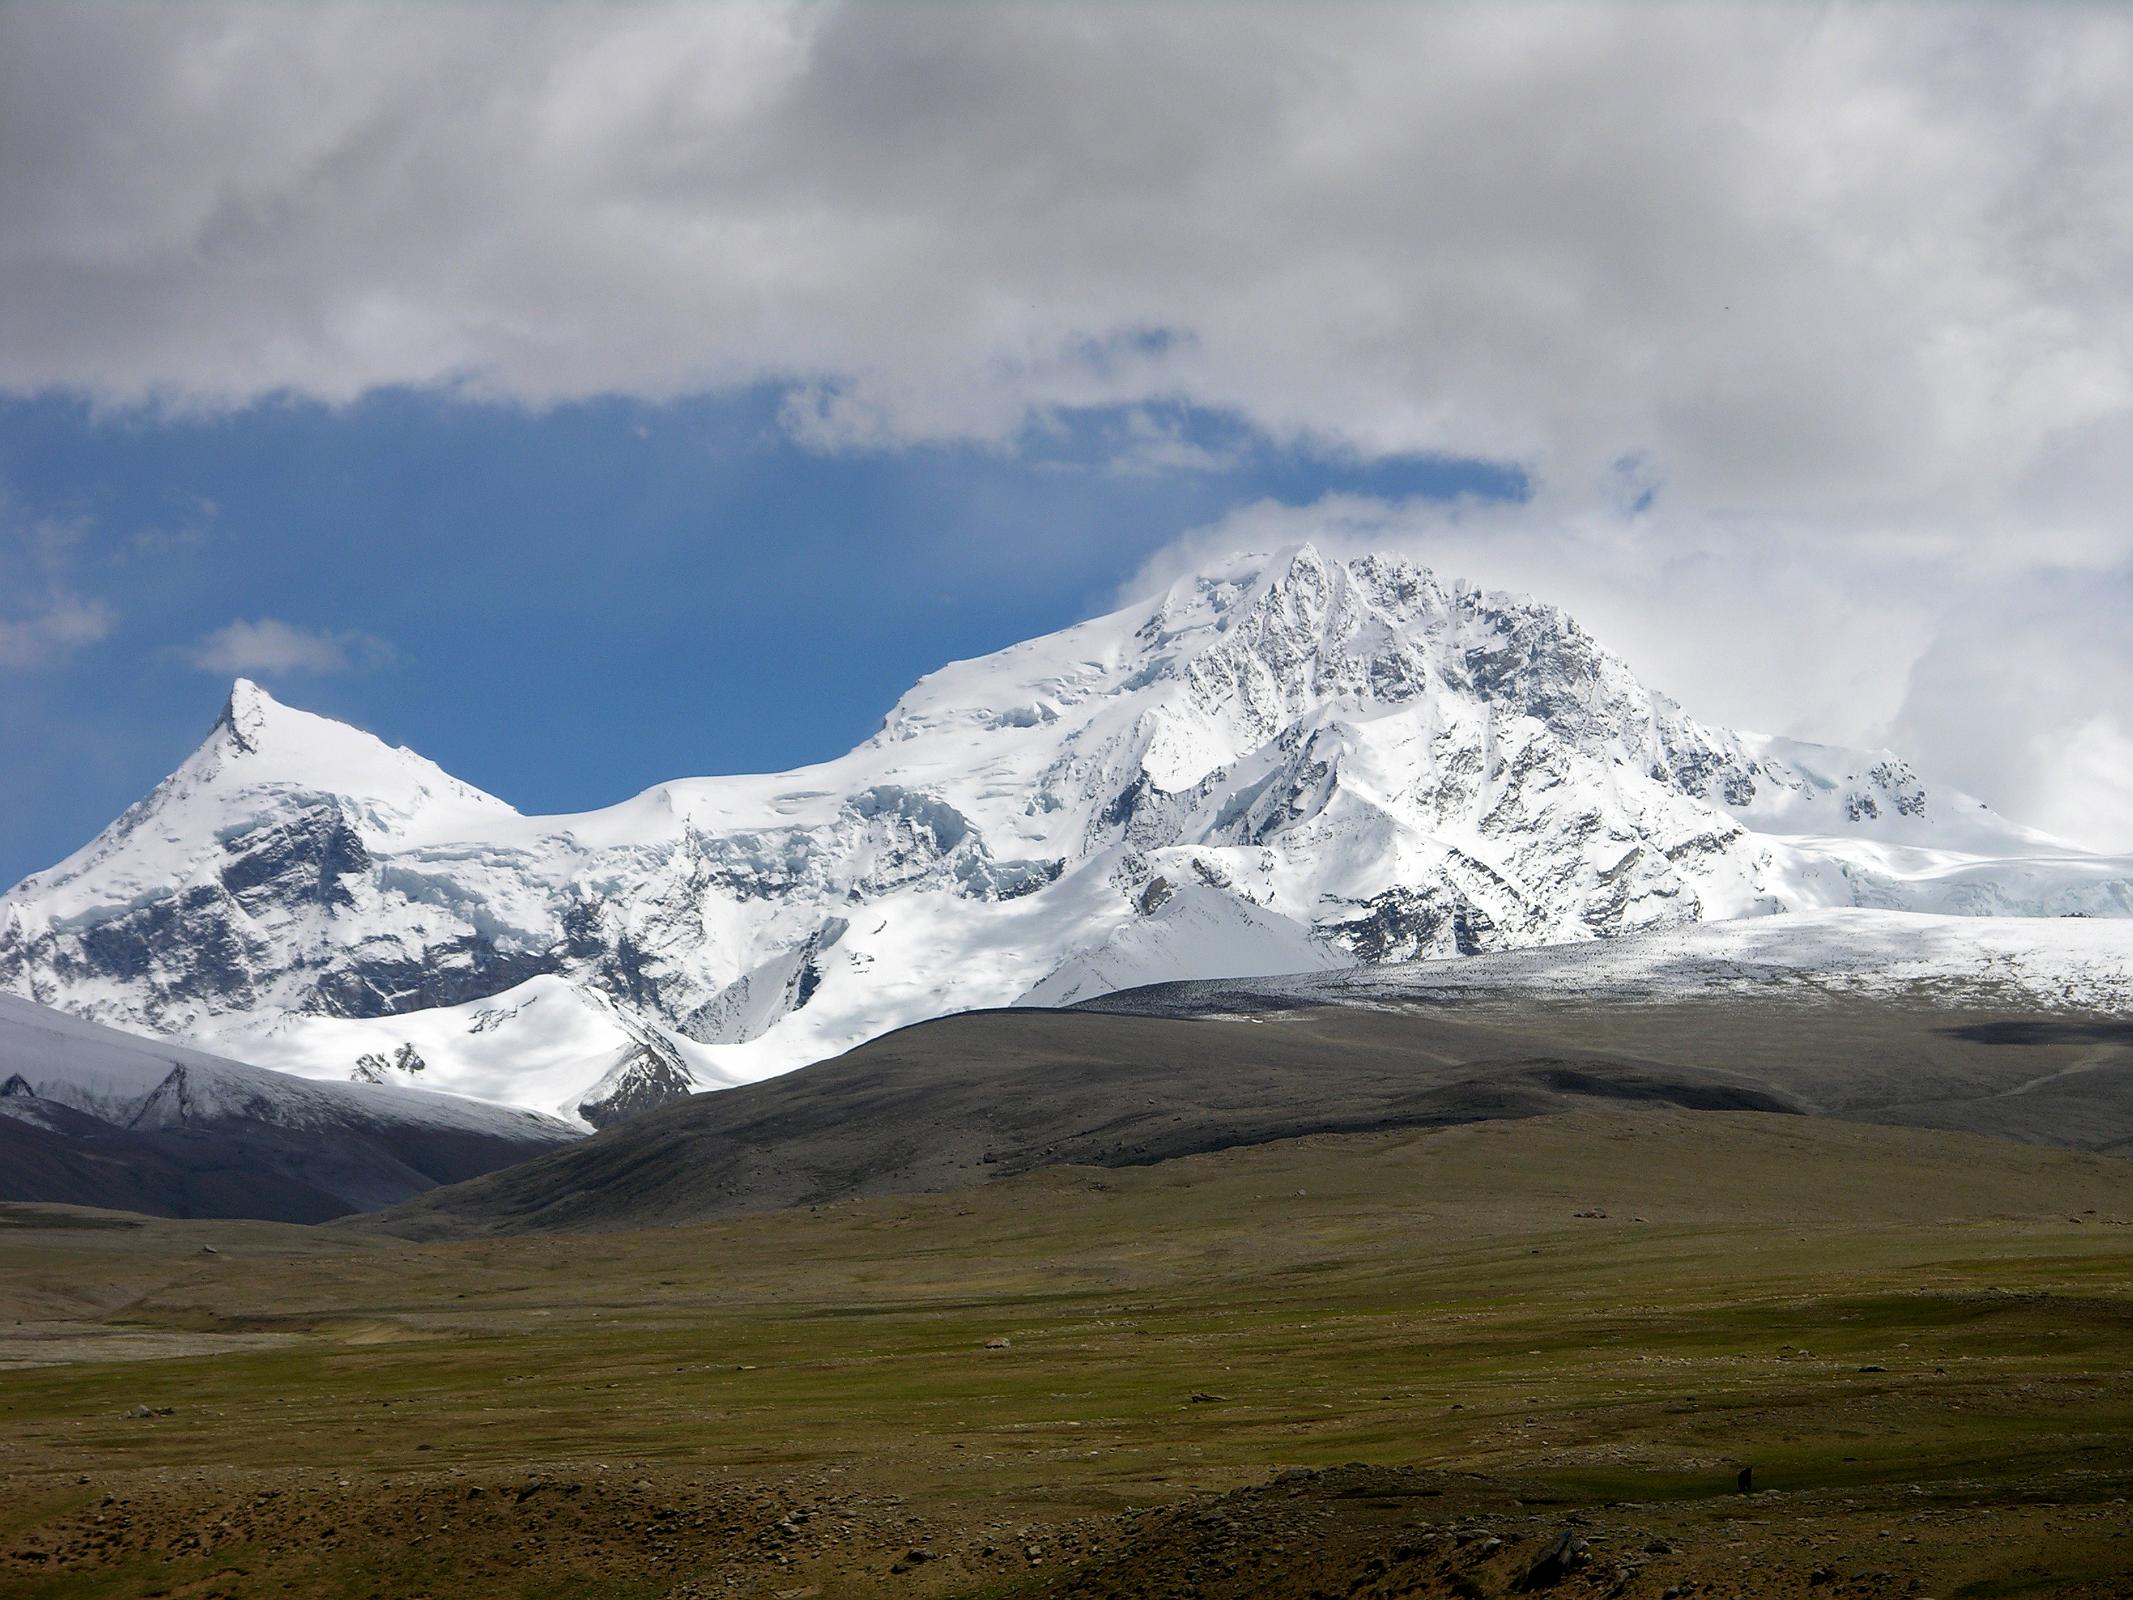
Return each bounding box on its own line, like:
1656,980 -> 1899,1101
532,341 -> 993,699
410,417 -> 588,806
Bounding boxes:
575,1031 -> 698,1130
3,544 -> 2128,1118
351,1042 -> 427,1084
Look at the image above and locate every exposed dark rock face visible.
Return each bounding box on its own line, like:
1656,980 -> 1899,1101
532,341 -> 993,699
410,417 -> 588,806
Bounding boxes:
1101,774 -> 1156,833
679,917 -> 849,1046
352,1042 -> 427,1084
576,1039 -> 697,1130
1453,900 -> 1495,956
307,943 -> 563,1020
1325,888 -> 1452,962
1136,877 -> 1175,916
0,885 -> 268,1015
1461,599 -> 1615,739
789,920 -> 842,1013
218,804 -> 372,909
1322,891 -> 1493,964
955,854 -> 1062,900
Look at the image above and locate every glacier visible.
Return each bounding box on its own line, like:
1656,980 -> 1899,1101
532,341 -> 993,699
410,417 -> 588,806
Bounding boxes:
3,543 -> 2129,1123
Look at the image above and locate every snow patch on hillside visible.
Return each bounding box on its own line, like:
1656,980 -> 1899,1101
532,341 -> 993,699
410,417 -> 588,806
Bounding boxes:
0,991 -> 579,1143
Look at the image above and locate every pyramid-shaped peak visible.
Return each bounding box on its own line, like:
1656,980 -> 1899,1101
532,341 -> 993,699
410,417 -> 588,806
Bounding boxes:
224,675 -> 270,712
215,677 -> 295,755
207,676 -> 394,763
185,680 -> 518,822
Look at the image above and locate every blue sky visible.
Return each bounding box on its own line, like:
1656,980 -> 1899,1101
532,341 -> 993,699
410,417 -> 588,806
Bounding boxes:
0,391 -> 1521,887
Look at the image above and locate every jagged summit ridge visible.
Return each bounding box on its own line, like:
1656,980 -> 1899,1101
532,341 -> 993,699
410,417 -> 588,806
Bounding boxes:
3,544 -> 2128,1120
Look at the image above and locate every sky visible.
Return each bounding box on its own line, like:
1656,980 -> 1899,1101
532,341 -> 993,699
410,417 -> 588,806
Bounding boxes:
4,2 -> 2132,888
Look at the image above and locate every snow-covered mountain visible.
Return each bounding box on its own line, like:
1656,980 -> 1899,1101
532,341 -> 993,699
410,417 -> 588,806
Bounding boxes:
3,544 -> 2128,1121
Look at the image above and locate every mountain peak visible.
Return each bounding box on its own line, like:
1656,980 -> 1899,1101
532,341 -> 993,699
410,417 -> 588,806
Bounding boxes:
1273,538 -> 1330,576
0,682 -> 519,918
5,543 -> 2125,1127
197,677 -> 364,770
178,680 -> 520,828
1157,539 -> 1343,607
214,677 -> 291,756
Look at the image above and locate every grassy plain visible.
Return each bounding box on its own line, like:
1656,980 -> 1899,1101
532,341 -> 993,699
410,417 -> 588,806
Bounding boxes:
3,1107 -> 2130,1598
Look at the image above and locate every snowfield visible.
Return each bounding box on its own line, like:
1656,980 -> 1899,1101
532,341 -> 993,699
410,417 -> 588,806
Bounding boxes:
1081,908 -> 2133,1017
0,991 -> 577,1145
3,544 -> 2129,1122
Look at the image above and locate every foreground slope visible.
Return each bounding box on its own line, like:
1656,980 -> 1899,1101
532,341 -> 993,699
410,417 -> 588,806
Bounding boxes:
370,928 -> 2133,1238
5,1109 -> 2130,1598
5,546 -> 2129,1118
0,994 -> 577,1220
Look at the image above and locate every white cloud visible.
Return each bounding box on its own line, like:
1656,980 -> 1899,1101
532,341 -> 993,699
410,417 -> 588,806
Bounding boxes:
2041,717 -> 2133,853
184,618 -> 394,676
1,4 -> 2127,544
0,501 -> 114,667
0,595 -> 113,668
1884,571 -> 2133,851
